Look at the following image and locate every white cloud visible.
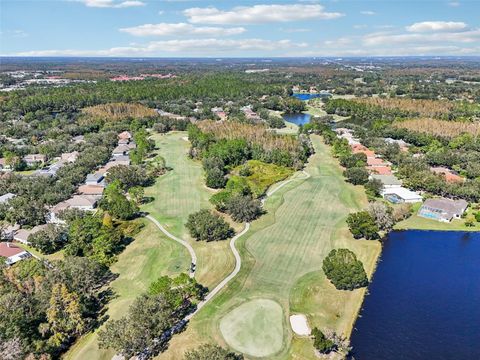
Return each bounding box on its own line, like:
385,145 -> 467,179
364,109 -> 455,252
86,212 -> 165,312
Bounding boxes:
406,21 -> 467,32
448,1 -> 460,7
119,23 -> 246,37
158,10 -> 164,15
360,11 -> 375,15
183,4 -> 344,24
280,27 -> 311,33
364,28 -> 480,46
1,30 -> 28,38
353,25 -> 368,30
79,0 -> 145,8
13,38 -> 308,57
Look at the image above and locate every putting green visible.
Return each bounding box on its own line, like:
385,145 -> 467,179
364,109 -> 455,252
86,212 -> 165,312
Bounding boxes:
219,299 -> 284,358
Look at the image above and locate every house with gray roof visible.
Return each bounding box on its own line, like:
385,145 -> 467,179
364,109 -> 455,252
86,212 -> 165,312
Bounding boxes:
418,198 -> 468,223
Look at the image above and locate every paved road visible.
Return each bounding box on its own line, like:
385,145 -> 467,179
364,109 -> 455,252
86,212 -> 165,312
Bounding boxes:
146,215 -> 197,278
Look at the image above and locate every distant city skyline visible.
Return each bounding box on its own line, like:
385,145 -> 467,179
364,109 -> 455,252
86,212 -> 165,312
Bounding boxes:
1,0 -> 479,57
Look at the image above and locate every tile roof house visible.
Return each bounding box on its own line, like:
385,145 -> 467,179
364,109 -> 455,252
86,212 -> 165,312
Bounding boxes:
366,157 -> 390,167
78,184 -> 104,196
118,131 -> 132,140
0,242 -> 32,265
367,166 -> 393,176
430,167 -> 464,183
418,198 -> 468,223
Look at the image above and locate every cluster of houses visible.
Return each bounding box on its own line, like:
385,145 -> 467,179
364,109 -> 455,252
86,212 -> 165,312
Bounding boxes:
211,107 -> 227,121
0,131 -> 134,265
334,128 -> 470,223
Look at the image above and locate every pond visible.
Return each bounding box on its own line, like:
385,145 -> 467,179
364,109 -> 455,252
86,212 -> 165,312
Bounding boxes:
292,93 -> 330,101
350,230 -> 480,360
282,112 -> 311,125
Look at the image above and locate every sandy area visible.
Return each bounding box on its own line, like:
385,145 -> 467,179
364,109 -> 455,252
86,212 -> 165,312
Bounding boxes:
181,136 -> 189,141
290,314 -> 311,336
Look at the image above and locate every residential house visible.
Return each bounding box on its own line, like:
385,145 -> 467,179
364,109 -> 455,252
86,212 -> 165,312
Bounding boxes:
211,107 -> 227,120
418,198 -> 468,222
366,157 -> 390,167
430,167 -> 464,183
67,195 -> 98,211
48,201 -> 70,224
78,184 -> 104,196
0,242 -> 32,265
369,174 -> 402,189
112,144 -> 131,157
367,166 -> 393,176
23,154 -> 46,166
0,224 -> 20,241
385,138 -> 410,152
85,172 -> 105,186
14,224 -> 48,244
240,105 -> 261,121
61,151 -> 79,163
382,187 -> 423,204
118,131 -> 132,141
72,135 -> 85,144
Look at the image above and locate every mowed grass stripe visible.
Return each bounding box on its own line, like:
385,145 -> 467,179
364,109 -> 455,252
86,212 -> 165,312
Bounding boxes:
143,132 -> 235,289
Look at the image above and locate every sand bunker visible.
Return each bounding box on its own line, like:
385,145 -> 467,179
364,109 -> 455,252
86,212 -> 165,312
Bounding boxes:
290,314 -> 311,336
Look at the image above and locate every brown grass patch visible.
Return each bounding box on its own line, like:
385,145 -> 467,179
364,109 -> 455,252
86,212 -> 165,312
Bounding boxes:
393,118 -> 480,138
82,102 -> 156,120
354,97 -> 455,118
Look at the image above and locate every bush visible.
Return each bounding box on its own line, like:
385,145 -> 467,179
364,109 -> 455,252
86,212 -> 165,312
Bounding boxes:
28,224 -> 67,254
322,249 -> 368,290
266,116 -> 286,129
346,211 -> 379,239
312,328 -> 335,354
186,209 -> 234,241
184,344 -> 244,360
343,167 -> 370,185
339,153 -> 367,169
225,195 -> 263,222
203,157 -> 226,189
365,179 -> 383,199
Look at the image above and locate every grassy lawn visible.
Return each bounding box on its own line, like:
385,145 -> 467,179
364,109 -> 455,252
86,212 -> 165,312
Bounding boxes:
395,202 -> 479,231
158,135 -> 381,359
66,219 -> 189,360
142,132 -> 236,289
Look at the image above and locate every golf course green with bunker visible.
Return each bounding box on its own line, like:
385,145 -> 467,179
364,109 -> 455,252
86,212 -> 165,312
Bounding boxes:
159,135 -> 381,359
220,299 -> 284,358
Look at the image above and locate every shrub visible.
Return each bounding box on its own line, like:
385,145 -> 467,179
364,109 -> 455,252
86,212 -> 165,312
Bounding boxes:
28,224 -> 67,254
312,328 -> 335,354
365,179 -> 383,199
346,211 -> 379,239
322,249 -> 368,290
186,209 -> 234,241
184,344 -> 244,360
343,167 -> 370,185
225,195 -> 263,222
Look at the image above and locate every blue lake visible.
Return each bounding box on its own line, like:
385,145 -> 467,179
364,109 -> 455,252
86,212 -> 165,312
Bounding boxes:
282,112 -> 311,125
292,93 -> 330,101
350,230 -> 480,360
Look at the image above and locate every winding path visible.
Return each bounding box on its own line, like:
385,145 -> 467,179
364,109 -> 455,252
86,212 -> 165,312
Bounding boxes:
146,170 -> 311,318
145,215 -> 197,277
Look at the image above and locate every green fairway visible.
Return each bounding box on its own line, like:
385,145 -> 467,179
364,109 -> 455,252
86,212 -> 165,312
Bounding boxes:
142,132 -> 236,289
159,135 -> 381,359
220,299 -> 284,358
66,219 -> 189,360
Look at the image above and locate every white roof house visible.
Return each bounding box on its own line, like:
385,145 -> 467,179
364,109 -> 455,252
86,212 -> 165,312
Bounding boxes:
382,187 -> 423,204
0,193 -> 16,204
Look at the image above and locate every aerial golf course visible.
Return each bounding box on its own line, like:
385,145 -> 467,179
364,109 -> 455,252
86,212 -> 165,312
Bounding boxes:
67,131 -> 380,360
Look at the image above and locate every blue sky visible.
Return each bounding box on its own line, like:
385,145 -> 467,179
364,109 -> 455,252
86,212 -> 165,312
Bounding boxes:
1,0 -> 479,57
